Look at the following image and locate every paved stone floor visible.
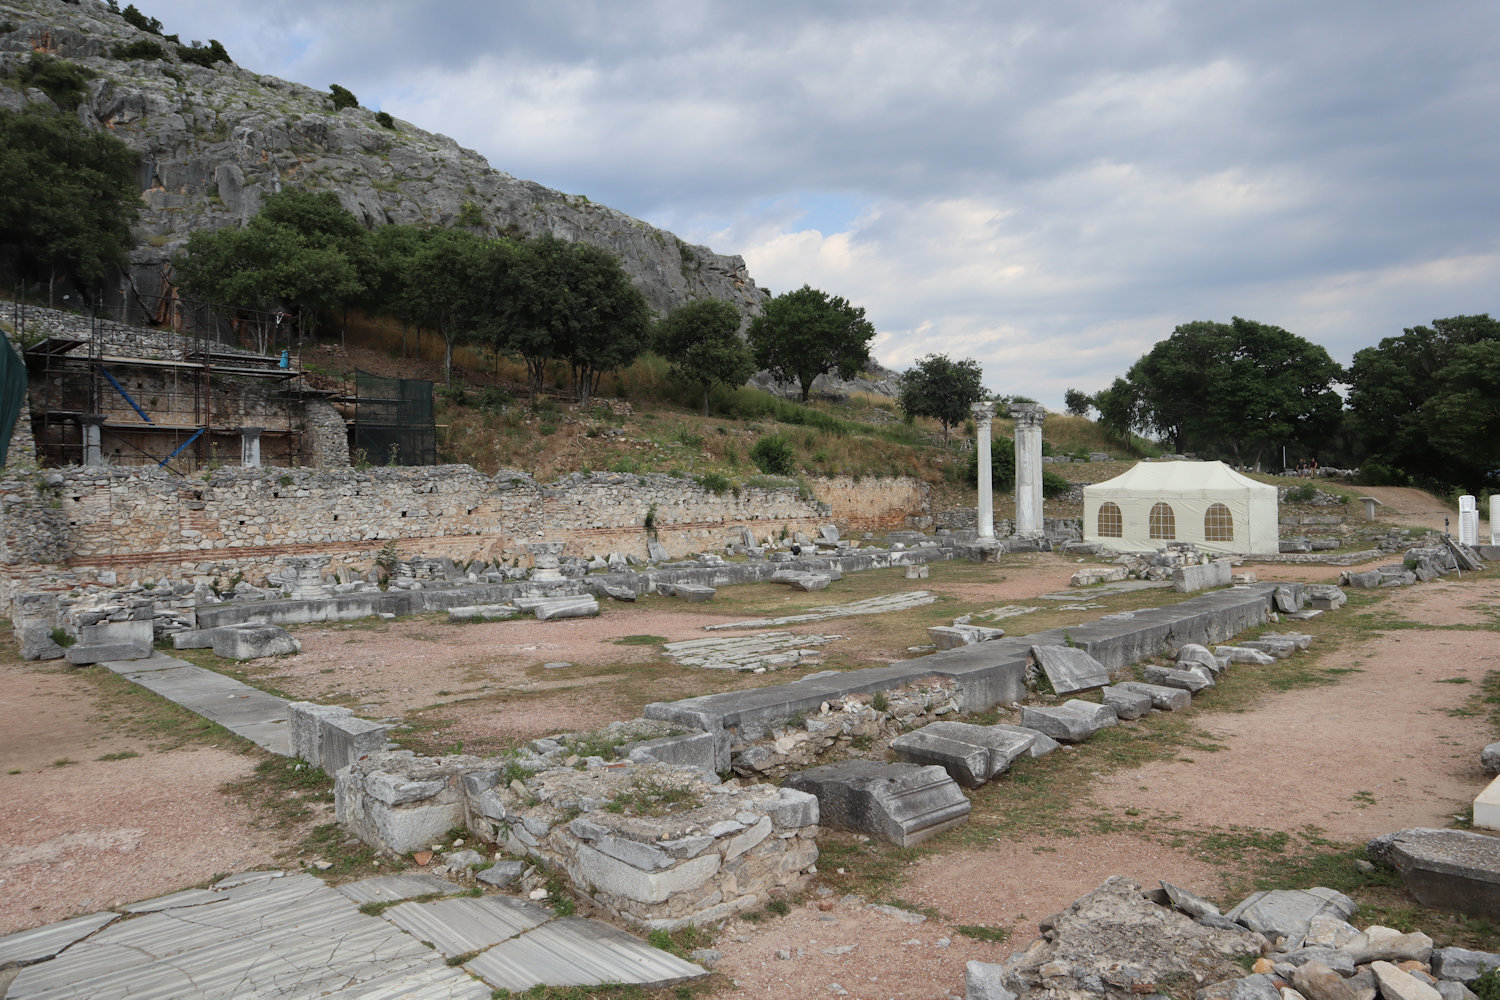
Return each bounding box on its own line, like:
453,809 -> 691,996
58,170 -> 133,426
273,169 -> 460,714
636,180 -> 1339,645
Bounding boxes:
100,652 -> 292,755
0,870 -> 705,998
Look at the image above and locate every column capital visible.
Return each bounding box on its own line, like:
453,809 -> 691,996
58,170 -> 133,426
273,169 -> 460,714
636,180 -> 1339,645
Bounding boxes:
1007,402 -> 1045,428
238,425 -> 264,438
970,401 -> 996,426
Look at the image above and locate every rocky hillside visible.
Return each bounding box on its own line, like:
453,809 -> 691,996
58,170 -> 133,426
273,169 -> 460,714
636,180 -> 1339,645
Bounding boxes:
0,0 -> 767,317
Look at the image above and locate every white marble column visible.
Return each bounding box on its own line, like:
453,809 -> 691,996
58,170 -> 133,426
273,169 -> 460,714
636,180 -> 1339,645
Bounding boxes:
1009,403 -> 1045,538
239,426 -> 264,468
82,414 -> 105,467
1491,494 -> 1497,546
972,401 -> 996,540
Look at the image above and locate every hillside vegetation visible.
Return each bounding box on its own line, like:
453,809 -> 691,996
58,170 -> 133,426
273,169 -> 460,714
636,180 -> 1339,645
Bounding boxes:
325,314 -> 1160,502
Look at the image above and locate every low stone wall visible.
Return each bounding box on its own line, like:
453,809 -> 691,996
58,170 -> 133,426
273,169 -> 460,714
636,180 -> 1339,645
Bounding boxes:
334,750 -> 819,931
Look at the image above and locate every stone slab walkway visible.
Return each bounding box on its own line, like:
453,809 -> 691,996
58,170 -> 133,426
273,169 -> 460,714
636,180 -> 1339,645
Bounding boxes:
0,871 -> 705,999
98,652 -> 291,756
705,590 -> 936,630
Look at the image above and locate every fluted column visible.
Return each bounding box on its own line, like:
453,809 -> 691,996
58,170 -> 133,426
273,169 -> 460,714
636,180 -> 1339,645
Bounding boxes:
1009,403 -> 1045,538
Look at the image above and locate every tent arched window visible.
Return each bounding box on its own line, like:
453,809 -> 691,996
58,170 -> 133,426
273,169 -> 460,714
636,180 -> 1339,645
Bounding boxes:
1149,502 -> 1176,539
1097,502 -> 1123,537
1204,503 -> 1234,541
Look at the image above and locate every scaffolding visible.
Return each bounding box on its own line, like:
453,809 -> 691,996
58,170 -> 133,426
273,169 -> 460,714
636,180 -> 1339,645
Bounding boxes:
16,292 -> 316,473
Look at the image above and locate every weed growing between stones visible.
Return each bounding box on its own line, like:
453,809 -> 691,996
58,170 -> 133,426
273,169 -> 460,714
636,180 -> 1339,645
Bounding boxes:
955,924 -> 1010,943
604,775 -> 703,816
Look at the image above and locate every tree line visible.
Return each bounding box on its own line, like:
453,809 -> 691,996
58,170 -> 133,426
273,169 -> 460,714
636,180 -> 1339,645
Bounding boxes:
1064,315 -> 1500,491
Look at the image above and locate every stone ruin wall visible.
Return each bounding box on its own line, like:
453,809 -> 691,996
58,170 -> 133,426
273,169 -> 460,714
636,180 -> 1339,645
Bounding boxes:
0,464 -> 930,588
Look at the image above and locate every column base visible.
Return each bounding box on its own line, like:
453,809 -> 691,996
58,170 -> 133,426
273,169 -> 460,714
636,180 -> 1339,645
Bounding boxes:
967,537 -> 1002,562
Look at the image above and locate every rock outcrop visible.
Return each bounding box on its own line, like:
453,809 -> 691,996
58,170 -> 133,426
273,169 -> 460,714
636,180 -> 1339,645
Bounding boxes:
0,1 -> 767,319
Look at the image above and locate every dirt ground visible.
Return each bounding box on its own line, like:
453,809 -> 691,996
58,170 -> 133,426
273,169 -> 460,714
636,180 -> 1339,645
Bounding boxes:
1,547 -> 1496,1000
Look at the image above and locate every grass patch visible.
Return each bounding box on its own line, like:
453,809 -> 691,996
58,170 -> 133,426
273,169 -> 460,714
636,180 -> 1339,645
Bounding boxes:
604,775 -> 703,817
955,924 -> 1010,943
95,750 -> 140,761
614,634 -> 667,646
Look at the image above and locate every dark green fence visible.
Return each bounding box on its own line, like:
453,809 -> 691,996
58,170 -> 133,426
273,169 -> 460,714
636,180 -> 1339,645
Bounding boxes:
351,370 -> 436,466
0,336 -> 26,466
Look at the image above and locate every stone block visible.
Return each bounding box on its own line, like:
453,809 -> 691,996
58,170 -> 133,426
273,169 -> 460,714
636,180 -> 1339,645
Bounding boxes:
783,760 -> 970,847
769,571 -> 831,592
670,584 -> 717,603
478,860 -> 526,889
320,715 -> 390,773
1020,700 -> 1117,743
1177,643 -> 1221,671
1431,947 -> 1500,984
1225,888 -> 1357,949
576,844 -> 720,904
65,641 -> 151,665
79,619 -> 154,647
1367,828 -> 1500,918
289,701 -> 353,766
892,721 -> 1037,786
1371,962 -> 1443,1000
1070,565 -> 1129,587
1143,664 -> 1214,692
171,628 -> 219,649
929,624 -> 1006,649
448,604 -> 519,622
985,723 -> 1059,757
1217,645 -> 1277,666
623,731 -> 718,772
1102,685 -> 1153,720
967,960 -> 1019,1000
212,624 -> 301,660
647,540 -> 670,562
764,787 -> 819,828
1241,638 -> 1296,659
1174,561 -> 1232,593
1032,645 -> 1110,694
1114,680 -> 1191,711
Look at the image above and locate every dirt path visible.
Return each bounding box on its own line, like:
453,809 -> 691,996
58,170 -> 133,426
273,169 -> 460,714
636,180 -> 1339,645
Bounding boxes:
0,661 -> 280,933
706,576 -> 1499,1000
1359,485 -> 1487,535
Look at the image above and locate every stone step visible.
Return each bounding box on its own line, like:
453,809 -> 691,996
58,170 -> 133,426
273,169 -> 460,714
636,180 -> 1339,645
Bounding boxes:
65,641 -> 151,665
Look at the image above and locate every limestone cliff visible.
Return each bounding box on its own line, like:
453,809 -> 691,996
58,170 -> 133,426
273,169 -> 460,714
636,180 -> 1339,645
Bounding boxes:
0,0 -> 767,317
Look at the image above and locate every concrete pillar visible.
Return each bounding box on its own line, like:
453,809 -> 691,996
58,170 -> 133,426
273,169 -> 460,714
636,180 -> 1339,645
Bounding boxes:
1459,494 -> 1478,545
971,401 -> 996,540
81,414 -> 105,467
1009,403 -> 1045,537
239,426 -> 264,468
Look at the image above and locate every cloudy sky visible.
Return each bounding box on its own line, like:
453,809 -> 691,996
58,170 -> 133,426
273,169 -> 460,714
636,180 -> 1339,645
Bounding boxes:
145,1 -> 1499,407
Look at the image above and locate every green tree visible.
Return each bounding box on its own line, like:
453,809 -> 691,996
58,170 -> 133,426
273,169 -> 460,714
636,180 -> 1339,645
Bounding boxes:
1125,318 -> 1342,467
403,227 -> 498,385
173,188 -> 367,348
0,104 -> 140,301
1063,388 -> 1093,416
654,299 -> 754,415
897,353 -> 984,444
747,285 -> 875,402
500,235 -> 649,404
1092,377 -> 1139,443
1347,315 -> 1500,488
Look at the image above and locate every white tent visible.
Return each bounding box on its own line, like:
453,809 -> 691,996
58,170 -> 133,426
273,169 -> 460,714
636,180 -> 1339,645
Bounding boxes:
1082,460 -> 1279,556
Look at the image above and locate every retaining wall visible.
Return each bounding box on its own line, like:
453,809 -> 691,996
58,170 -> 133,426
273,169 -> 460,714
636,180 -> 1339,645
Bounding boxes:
0,464 -> 930,582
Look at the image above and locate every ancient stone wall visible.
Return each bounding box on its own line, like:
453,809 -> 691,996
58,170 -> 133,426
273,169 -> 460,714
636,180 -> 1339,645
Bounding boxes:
0,464 -> 929,580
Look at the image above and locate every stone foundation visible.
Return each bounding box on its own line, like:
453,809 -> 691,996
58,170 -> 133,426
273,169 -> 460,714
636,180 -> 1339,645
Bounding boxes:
334,751 -> 819,931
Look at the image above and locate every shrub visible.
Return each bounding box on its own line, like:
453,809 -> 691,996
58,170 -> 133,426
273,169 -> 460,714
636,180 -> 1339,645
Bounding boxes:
1041,468 -> 1071,498
1473,967 -> 1500,1000
1284,484 -> 1317,504
111,39 -> 165,60
750,435 -> 796,476
697,472 -> 732,495
374,110 -> 395,129
178,39 -> 230,67
329,83 -> 358,110
11,54 -> 95,107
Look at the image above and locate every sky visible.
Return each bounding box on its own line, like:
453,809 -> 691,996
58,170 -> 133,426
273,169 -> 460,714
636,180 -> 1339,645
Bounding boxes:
142,1 -> 1500,408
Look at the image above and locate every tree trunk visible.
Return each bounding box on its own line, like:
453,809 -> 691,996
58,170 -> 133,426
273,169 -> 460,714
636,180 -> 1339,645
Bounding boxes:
443,332 -> 453,387
703,384 -> 711,417
800,377 -> 813,403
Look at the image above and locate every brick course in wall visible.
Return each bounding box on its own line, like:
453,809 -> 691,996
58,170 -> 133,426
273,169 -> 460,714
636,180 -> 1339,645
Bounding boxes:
0,464 -> 930,582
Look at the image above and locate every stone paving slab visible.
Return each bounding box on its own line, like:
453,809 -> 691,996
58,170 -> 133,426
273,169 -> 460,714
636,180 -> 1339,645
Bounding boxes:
336,874 -> 468,905
99,655 -> 292,756
464,916 -> 706,992
381,896 -> 553,958
0,912 -> 117,969
118,888 -> 225,914
704,591 -> 936,630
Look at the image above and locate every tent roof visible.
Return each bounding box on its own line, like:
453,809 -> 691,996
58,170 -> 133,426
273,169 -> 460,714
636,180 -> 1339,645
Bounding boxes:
1084,460 -> 1277,497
